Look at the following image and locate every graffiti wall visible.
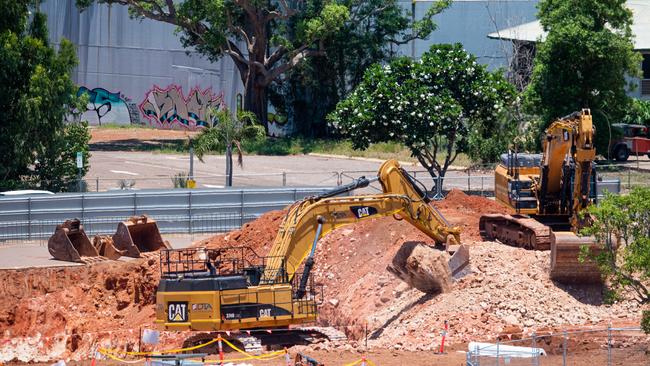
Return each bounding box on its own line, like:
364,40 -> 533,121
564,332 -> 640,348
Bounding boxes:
139,85 -> 223,129
77,87 -> 140,126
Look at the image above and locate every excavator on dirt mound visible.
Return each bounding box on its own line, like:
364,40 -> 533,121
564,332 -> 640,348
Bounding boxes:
479,109 -> 604,283
48,215 -> 171,263
155,159 -> 469,333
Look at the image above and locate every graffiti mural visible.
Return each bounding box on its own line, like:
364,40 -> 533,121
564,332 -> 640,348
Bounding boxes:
139,85 -> 223,129
77,87 -> 139,126
268,103 -> 293,137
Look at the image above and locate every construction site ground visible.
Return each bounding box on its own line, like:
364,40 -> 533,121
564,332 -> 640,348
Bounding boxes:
0,190 -> 647,364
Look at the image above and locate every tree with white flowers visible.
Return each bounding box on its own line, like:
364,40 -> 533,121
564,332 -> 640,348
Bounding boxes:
328,43 -> 515,182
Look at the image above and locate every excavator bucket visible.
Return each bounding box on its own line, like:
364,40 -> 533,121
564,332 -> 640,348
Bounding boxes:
112,215 -> 171,258
48,219 -> 101,263
550,231 -> 602,284
447,244 -> 470,276
93,235 -> 126,260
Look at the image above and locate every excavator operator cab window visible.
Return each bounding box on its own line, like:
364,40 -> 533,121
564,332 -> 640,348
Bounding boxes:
563,130 -> 570,141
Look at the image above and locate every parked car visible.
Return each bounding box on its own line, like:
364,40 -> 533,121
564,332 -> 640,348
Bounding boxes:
610,123 -> 650,161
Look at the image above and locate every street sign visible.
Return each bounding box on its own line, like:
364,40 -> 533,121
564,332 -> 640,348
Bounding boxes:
76,152 -> 83,168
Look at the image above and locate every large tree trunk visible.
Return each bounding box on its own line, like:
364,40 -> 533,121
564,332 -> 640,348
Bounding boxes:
244,76 -> 268,133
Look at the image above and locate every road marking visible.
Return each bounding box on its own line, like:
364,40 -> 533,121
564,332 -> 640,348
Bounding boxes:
110,170 -> 140,176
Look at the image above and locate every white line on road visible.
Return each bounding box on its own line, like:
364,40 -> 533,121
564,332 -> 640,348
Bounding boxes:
203,184 -> 225,188
109,170 -> 140,176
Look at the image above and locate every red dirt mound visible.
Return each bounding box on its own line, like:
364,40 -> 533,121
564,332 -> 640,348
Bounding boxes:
193,210 -> 287,255
433,189 -> 511,241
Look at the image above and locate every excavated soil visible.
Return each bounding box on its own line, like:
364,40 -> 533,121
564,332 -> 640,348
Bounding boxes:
1,190 -> 647,362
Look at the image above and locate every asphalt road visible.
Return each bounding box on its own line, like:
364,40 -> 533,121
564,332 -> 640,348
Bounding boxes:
0,234 -> 212,270
85,151 -> 496,192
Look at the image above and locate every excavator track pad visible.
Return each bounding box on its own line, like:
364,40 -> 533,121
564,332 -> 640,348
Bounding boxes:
48,219 -> 105,263
112,215 -> 171,258
479,214 -> 550,250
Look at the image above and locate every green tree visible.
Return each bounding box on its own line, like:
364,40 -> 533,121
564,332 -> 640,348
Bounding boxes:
622,99 -> 650,126
0,0 -> 89,192
328,44 -> 515,181
272,0 -> 451,137
77,0 -> 350,128
580,187 -> 650,333
526,0 -> 641,152
193,109 -> 265,187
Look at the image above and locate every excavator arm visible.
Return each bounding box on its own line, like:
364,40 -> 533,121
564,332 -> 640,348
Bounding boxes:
536,109 -> 596,228
261,160 -> 463,285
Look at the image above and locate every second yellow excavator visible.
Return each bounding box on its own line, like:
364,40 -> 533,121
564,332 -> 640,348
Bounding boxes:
155,159 -> 468,332
480,109 -> 603,283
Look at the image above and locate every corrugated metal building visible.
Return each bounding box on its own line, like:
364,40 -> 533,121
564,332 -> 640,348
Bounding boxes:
42,0 -> 540,128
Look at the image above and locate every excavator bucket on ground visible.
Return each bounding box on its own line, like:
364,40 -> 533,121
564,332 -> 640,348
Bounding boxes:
93,235 -> 126,260
48,219 -> 101,263
112,215 -> 171,258
550,232 -> 602,284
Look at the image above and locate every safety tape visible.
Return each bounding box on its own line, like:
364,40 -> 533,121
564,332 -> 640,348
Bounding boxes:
100,337 -> 220,356
98,349 -> 145,364
342,358 -> 377,366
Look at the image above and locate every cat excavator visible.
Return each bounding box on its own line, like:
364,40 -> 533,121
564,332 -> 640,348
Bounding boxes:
479,109 -> 603,283
155,159 -> 469,332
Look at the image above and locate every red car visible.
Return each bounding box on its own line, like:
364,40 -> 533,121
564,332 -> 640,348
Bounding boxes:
610,123 -> 650,161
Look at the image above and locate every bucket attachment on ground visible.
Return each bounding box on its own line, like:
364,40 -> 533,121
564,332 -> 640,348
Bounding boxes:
48,219 -> 101,263
112,215 -> 171,258
93,235 -> 126,260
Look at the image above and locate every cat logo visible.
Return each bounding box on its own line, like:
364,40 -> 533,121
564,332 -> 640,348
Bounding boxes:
167,302 -> 188,322
350,205 -> 378,219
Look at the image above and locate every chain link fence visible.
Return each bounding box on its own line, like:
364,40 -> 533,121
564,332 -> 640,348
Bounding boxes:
466,326 -> 648,366
8,162 -> 643,194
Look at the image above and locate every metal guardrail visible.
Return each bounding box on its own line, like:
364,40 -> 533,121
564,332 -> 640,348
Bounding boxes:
0,187 -> 332,243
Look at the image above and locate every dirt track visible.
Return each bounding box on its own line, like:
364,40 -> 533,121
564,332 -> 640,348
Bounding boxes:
1,190 -> 647,363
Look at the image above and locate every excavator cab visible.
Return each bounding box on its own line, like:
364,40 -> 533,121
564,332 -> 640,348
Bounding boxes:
112,215 -> 171,258
48,219 -> 100,263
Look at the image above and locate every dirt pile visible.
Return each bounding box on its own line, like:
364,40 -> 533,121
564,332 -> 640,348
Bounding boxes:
194,210 -> 286,253
0,258 -> 172,362
433,189 -> 511,241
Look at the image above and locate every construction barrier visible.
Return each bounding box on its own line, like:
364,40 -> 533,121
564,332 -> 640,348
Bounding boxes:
98,335 -> 376,365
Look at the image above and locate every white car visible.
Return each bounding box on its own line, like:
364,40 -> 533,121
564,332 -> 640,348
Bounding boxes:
0,190 -> 55,197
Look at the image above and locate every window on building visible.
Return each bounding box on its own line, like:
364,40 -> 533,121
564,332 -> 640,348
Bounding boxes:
642,54 -> 650,95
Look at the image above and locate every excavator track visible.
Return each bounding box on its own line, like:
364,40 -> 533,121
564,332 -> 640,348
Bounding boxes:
479,214 -> 551,250
480,214 -> 602,284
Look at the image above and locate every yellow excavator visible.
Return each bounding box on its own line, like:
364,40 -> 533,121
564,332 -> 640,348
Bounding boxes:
155,159 -> 469,332
480,109 -> 602,283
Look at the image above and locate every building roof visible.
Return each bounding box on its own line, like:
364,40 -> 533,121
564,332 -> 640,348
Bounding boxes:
488,1 -> 650,51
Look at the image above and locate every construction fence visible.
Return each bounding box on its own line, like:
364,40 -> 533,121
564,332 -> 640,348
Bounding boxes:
5,163 -> 646,194
466,326 -> 648,366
